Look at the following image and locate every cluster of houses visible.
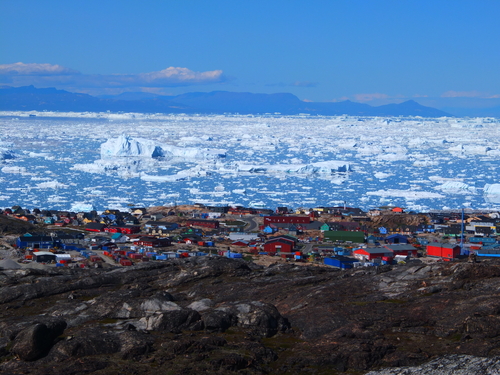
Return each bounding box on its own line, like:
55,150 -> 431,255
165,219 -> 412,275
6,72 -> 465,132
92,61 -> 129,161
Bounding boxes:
5,203 -> 500,268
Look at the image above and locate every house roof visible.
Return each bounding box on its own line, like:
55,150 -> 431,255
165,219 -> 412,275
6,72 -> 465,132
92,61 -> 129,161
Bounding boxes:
354,247 -> 392,255
85,222 -> 106,230
301,221 -> 323,230
386,234 -> 408,239
33,251 -> 56,257
383,244 -> 417,251
19,235 -> 53,242
269,235 -> 297,243
265,238 -> 294,246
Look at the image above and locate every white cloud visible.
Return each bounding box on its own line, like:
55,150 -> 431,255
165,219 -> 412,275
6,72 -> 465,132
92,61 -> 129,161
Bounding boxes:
139,67 -> 224,85
441,90 -> 500,99
0,62 -> 227,89
353,93 -> 390,102
0,62 -> 79,76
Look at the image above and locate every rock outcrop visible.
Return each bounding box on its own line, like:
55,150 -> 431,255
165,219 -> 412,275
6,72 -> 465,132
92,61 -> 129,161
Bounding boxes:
1,257 -> 500,374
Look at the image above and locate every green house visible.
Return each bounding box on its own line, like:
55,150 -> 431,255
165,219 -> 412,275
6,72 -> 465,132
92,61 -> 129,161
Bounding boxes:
320,223 -> 331,231
323,230 -> 365,243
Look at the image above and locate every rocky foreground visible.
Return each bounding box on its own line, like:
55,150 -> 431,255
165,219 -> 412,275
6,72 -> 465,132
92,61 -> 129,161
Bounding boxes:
1,257 -> 500,374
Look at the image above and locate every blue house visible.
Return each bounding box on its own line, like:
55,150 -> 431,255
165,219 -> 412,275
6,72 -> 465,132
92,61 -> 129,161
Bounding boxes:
385,234 -> 408,244
16,235 -> 58,249
263,225 -> 276,234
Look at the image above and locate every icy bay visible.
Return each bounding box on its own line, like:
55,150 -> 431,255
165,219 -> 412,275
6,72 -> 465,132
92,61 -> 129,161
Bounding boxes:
1,112 -> 500,212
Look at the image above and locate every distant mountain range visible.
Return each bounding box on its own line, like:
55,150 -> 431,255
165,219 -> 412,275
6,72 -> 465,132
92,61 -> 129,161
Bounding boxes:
0,85 -> 452,117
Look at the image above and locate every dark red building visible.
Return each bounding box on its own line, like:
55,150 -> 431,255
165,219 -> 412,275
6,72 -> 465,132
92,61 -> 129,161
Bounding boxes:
263,238 -> 294,253
186,219 -> 220,229
263,216 -> 311,225
136,237 -> 171,247
106,225 -> 141,234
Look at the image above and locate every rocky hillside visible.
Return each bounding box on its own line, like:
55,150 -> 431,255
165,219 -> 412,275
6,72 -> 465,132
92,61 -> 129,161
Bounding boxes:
0,215 -> 36,235
1,257 -> 500,374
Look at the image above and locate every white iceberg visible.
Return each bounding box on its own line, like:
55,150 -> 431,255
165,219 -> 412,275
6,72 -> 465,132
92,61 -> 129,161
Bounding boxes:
484,184 -> 500,198
101,134 -> 164,158
435,181 -> 477,194
70,202 -> 95,212
1,166 -> 26,174
35,180 -> 68,189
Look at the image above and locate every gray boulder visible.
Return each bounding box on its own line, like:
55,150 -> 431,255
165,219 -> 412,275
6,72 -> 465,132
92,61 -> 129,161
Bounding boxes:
214,301 -> 290,337
11,320 -> 67,361
139,308 -> 202,332
202,309 -> 233,332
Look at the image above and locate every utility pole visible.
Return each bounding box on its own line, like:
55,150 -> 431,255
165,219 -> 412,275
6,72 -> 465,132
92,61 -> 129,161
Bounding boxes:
460,208 -> 464,254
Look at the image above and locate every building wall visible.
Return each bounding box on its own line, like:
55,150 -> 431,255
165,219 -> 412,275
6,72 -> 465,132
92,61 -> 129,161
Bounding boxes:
264,242 -> 293,253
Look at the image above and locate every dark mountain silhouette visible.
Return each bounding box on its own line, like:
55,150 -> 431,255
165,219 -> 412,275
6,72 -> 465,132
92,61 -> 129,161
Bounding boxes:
168,91 -> 303,114
97,92 -> 163,101
0,85 -> 452,117
374,100 -> 450,117
0,85 -> 190,113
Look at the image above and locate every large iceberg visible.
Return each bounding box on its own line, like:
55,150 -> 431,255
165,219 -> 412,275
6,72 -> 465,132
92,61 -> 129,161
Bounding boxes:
484,184 -> 500,203
100,134 -> 226,160
101,134 -> 164,158
435,181 -> 477,194
0,138 -> 15,160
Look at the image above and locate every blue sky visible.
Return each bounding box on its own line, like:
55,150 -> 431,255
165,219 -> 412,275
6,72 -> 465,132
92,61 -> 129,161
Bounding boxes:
1,0 -> 499,110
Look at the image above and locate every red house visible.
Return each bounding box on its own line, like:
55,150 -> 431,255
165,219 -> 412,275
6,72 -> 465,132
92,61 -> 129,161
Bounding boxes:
85,223 -> 106,232
353,247 -> 393,261
263,216 -> 311,225
264,238 -> 294,253
105,225 -> 141,234
426,242 -> 460,260
186,219 -> 219,229
231,240 -> 250,247
383,244 -> 418,257
136,237 -> 171,247
118,225 -> 141,234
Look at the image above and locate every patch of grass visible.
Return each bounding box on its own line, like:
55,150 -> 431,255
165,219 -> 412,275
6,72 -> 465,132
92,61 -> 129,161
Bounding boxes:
380,299 -> 407,304
450,333 -> 462,342
261,333 -> 303,351
98,318 -> 119,324
78,295 -> 97,301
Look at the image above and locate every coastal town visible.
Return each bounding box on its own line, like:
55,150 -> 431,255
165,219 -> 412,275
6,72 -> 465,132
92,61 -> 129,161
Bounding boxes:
2,203 -> 500,269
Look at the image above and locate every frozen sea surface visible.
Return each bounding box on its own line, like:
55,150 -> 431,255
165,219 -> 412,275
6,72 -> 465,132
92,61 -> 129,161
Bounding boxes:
1,111 -> 500,212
